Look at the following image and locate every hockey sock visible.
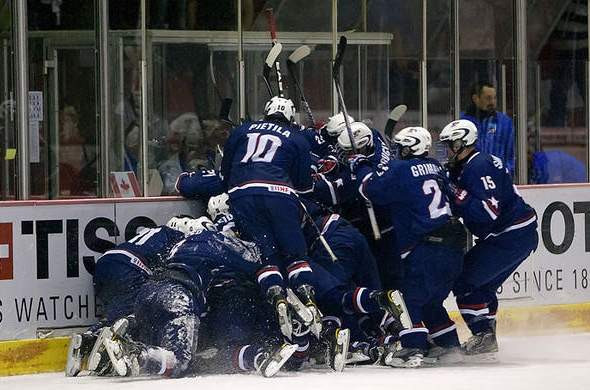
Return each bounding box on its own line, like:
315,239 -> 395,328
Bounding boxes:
342,288 -> 381,314
233,345 -> 264,372
256,265 -> 285,294
286,260 -> 314,289
429,321 -> 460,347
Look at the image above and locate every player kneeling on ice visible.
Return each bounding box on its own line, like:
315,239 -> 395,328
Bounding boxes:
347,126 -> 466,368
65,219 -> 189,377
439,120 -> 538,361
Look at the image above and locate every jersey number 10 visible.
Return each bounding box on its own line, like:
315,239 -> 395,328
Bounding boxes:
241,132 -> 282,163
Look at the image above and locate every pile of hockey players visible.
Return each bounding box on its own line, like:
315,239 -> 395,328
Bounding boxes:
64,90 -> 539,378
65,35 -> 539,377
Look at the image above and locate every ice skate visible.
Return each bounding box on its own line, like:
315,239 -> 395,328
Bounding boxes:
384,347 -> 425,368
294,285 -> 323,338
423,345 -> 464,365
65,332 -> 96,376
255,343 -> 298,378
462,329 -> 498,363
286,288 -> 313,324
267,285 -> 293,339
346,339 -> 386,365
372,290 -> 404,320
322,327 -> 350,371
88,317 -> 132,375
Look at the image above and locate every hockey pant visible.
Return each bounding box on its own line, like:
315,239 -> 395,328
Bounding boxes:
453,224 -> 539,334
398,243 -> 463,350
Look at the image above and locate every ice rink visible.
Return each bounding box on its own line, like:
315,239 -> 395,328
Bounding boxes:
2,332 -> 589,390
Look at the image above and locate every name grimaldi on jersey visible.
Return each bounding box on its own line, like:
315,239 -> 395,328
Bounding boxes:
410,162 -> 442,177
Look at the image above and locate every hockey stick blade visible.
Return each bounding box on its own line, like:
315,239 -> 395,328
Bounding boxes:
384,104 -> 407,138
265,42 -> 282,68
333,36 -> 347,78
288,45 -> 311,65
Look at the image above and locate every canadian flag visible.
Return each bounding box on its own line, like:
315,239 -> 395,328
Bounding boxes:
109,172 -> 141,198
0,223 -> 13,280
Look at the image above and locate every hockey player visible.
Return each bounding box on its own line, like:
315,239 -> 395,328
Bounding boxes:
439,119 -> 538,359
65,222 -> 186,377
93,217 -> 299,378
336,122 -> 402,291
220,96 -> 322,336
206,194 -> 352,372
347,126 -> 466,368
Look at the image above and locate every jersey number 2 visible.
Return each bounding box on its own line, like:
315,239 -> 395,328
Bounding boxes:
241,133 -> 282,163
423,179 -> 450,219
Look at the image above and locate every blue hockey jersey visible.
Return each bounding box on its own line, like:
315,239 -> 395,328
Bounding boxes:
175,169 -> 226,199
221,120 -> 313,198
165,230 -> 263,292
98,226 -> 186,276
355,157 -> 451,254
450,151 -> 536,239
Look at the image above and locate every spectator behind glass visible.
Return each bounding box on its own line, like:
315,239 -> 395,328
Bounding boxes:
158,112 -> 205,195
124,121 -> 140,175
58,105 -> 97,196
461,82 -> 515,176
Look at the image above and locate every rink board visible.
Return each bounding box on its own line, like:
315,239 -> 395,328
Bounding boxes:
0,184 -> 589,375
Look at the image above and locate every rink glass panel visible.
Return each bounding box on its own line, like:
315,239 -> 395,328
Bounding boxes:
0,1 -> 16,200
368,0 -> 422,131
26,1 -> 98,199
527,0 -> 588,184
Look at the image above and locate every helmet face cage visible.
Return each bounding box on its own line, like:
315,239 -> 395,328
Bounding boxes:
207,193 -> 230,220
185,216 -> 216,235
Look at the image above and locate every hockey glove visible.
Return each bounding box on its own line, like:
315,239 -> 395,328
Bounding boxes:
317,156 -> 339,175
347,154 -> 370,174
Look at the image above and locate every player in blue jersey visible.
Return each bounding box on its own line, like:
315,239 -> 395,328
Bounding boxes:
347,126 -> 466,368
336,122 -> 402,292
220,96 -> 322,336
439,119 -> 538,360
65,222 -> 187,377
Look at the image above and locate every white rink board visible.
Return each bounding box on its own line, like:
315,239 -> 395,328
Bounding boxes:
497,185 -> 590,306
0,198 -> 201,340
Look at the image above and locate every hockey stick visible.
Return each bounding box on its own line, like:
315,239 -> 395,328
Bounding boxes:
265,8 -> 284,97
298,199 -> 338,262
384,104 -> 407,139
287,45 -> 315,125
333,36 -> 381,240
263,42 -> 283,97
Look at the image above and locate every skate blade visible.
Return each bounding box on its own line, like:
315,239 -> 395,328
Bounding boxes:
384,353 -> 424,368
65,334 -> 83,377
331,328 -> 350,372
276,302 -> 293,340
103,339 -> 128,376
261,343 -> 298,378
346,351 -> 371,365
463,352 -> 498,364
87,328 -> 112,372
286,288 -> 313,324
423,352 -> 464,365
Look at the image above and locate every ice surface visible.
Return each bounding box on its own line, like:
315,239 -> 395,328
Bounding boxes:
2,333 -> 589,390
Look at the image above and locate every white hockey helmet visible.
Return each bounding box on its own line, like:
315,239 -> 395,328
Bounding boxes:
440,119 -> 478,148
337,121 -> 373,152
393,126 -> 432,158
166,215 -> 193,233
264,96 -> 296,122
207,193 -> 230,221
325,112 -> 355,137
185,216 -> 217,236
